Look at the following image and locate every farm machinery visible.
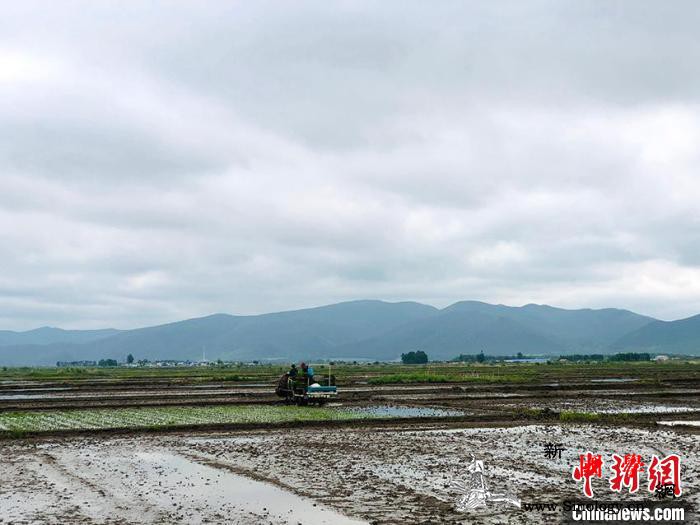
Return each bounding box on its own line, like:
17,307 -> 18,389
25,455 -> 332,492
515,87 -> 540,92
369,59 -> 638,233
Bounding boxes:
275,365 -> 337,406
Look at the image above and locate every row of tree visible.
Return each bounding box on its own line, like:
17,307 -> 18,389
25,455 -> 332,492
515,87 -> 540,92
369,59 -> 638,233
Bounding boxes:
559,352 -> 652,362
401,350 -> 429,364
452,351 -> 657,363
453,351 -> 532,363
96,355 -> 133,367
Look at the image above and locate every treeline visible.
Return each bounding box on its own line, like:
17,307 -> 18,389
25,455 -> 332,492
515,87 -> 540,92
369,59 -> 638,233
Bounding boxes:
56,359 -> 119,367
451,352 -> 655,363
401,351 -> 428,364
561,354 -> 605,362
453,351 -> 529,363
563,352 -> 651,362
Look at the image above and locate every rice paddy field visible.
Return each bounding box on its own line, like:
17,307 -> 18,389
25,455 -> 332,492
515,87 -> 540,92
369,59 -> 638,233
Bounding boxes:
4,359 -> 695,384
1,360 -> 698,524
0,405 -> 374,433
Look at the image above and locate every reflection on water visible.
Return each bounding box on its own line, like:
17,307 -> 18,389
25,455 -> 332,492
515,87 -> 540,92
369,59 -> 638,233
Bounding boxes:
590,378 -> 638,383
656,420 -> 700,427
135,451 -> 367,524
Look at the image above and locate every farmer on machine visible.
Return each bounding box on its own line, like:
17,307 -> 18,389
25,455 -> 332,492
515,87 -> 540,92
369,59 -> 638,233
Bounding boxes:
275,362 -> 336,405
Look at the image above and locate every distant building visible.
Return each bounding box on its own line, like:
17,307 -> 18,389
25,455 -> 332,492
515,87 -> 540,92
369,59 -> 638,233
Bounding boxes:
653,355 -> 670,362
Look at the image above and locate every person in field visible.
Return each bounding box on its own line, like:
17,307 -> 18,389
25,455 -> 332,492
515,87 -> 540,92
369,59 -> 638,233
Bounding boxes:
299,362 -> 315,384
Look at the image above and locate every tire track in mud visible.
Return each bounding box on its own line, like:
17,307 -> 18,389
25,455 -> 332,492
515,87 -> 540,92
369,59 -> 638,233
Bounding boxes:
177,447 -> 382,519
36,449 -> 162,524
179,429 -> 479,524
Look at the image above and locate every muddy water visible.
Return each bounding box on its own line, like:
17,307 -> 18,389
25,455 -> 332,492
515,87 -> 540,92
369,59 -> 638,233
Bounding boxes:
590,378 -> 638,383
596,405 -> 698,414
135,451 -> 367,525
481,398 -> 700,415
0,388 -> 271,400
184,423 -> 700,524
0,393 -> 53,399
3,423 -> 699,525
657,420 -> 700,427
0,443 -> 367,524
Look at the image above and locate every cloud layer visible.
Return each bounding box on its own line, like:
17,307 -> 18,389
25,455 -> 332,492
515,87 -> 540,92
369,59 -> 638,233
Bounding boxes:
2,1 -> 700,329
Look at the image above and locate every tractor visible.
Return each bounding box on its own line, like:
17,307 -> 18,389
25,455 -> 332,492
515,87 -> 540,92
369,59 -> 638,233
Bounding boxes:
275,365 -> 337,406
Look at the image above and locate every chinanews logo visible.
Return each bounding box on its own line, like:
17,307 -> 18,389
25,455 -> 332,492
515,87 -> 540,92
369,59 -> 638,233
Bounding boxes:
572,451 -> 683,499
450,448 -> 688,521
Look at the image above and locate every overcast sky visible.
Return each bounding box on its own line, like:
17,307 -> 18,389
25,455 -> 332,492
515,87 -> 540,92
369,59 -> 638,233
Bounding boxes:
2,1 -> 700,329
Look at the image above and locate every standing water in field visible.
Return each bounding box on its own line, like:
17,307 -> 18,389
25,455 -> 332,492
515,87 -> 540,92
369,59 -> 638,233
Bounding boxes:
590,378 -> 639,383
133,452 -> 368,524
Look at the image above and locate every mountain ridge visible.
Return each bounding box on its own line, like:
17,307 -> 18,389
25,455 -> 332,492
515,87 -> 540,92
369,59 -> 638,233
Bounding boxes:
1,299 -> 696,366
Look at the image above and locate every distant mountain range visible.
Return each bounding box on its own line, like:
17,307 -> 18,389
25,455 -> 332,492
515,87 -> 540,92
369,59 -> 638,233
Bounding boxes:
0,327 -> 121,347
610,313 -> 700,354
0,300 -> 697,366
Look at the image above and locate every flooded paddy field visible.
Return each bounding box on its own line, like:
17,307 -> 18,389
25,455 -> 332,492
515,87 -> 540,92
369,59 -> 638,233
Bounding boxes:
1,360 -> 698,523
1,422 -> 698,524
0,404 -> 468,434
428,395 -> 700,418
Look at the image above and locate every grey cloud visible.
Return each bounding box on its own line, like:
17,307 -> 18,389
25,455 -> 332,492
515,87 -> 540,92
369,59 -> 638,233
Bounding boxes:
0,121 -> 222,181
1,1 -> 700,329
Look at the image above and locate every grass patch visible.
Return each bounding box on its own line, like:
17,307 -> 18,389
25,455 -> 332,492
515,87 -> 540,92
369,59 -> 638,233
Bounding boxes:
519,407 -> 547,418
368,372 -> 531,384
219,375 -> 260,382
1,360 -> 697,387
559,410 -> 601,422
368,373 -> 454,384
